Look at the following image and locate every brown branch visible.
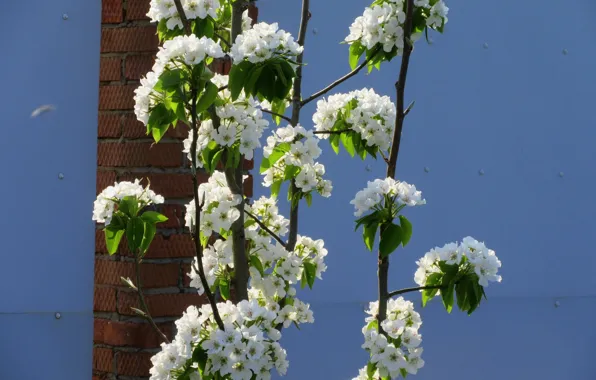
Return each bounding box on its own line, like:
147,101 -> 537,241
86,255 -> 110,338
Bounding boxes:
214,31 -> 232,48
377,0 -> 415,336
300,46 -> 381,107
276,0 -> 310,331
245,209 -> 287,248
261,108 -> 292,124
172,0 -> 192,35
133,256 -> 170,343
387,285 -> 444,298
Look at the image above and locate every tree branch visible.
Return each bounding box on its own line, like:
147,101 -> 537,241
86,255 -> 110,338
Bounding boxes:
387,285 -> 444,298
245,209 -> 287,248
214,31 -> 232,48
133,256 -> 170,343
172,0 -> 192,35
312,129 -> 351,135
261,109 -> 292,124
377,0 -> 415,336
301,46 -> 381,107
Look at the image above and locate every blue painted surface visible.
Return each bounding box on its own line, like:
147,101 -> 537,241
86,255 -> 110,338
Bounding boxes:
0,1 -> 100,379
255,0 -> 596,378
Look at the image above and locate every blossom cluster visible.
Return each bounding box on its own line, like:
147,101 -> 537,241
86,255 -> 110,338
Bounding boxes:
262,124 -> 333,196
149,300 -> 289,380
147,0 -> 221,30
313,88 -> 396,151
134,35 -> 224,125
354,298 -> 424,379
185,171 -> 242,237
230,22 -> 303,64
92,179 -> 164,224
351,177 -> 425,217
415,237 -> 502,288
182,74 -> 269,165
345,0 -> 449,54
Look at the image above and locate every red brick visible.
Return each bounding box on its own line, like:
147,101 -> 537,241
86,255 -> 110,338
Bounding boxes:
127,0 -> 150,21
96,171 -> 117,194
102,0 -> 123,23
117,351 -> 152,376
118,292 -> 206,317
122,113 -> 189,139
100,57 -> 122,82
125,54 -> 154,80
98,113 -> 122,138
243,159 -> 254,170
94,287 -> 117,312
93,347 -> 113,372
97,142 -> 182,167
94,319 -> 172,347
119,172 -> 205,198
94,260 -> 179,288
182,263 -> 193,287
248,3 -> 258,25
156,204 -> 185,229
101,27 -> 158,53
99,84 -> 136,110
243,174 -> 253,198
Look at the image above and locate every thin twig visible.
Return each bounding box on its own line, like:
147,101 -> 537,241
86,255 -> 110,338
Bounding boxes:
301,46 -> 381,107
218,85 -> 228,92
387,285 -> 444,298
172,0 -> 192,35
312,129 -> 351,135
214,31 -> 232,48
261,109 -> 292,124
245,209 -> 287,248
377,0 -> 415,337
134,256 -> 170,343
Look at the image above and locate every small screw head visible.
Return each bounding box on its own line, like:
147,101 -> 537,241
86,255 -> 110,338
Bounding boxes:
58,173 -> 64,180
559,172 -> 564,178
62,13 -> 69,20
424,167 -> 430,173
562,49 -> 568,55
478,169 -> 485,176
365,165 -> 372,172
55,312 -> 61,319
554,300 -> 560,308
483,42 -> 489,49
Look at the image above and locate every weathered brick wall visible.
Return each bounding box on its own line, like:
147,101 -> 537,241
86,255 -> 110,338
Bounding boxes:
94,1 -> 256,378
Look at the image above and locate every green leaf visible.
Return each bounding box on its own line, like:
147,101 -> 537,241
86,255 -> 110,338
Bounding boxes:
441,283 -> 455,313
140,211 -> 168,224
305,192 -> 312,206
379,223 -> 403,258
105,227 -> 124,255
366,320 -> 378,331
259,157 -> 271,174
330,133 -> 340,154
422,273 -> 442,307
192,345 -> 209,374
363,222 -> 378,251
118,196 -> 139,218
271,98 -> 287,125
158,69 -> 183,90
228,60 -> 253,100
219,278 -> 230,300
250,255 -> 265,276
140,221 -> 156,254
366,362 -> 377,379
400,368 -> 408,378
398,215 -> 412,246
340,132 -> 355,157
271,180 -> 282,198
126,217 -> 145,253
303,262 -> 317,289
147,103 -> 176,143
349,42 -> 365,70
211,148 -> 223,172
196,81 -> 219,114
300,270 -> 308,289
455,278 -> 470,312
355,211 -> 381,232
283,165 -> 300,181
244,65 -> 265,97
193,17 -> 214,38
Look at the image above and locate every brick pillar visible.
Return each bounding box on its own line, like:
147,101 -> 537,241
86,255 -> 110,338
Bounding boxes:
94,1 -> 256,378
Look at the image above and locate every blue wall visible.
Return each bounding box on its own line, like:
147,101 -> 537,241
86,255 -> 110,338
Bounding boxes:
0,1 -> 100,379
257,0 -> 596,379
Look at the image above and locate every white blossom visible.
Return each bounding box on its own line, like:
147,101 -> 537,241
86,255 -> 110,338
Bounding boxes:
147,0 -> 221,30
230,22 -> 303,64
350,177 -> 425,217
92,179 -> 164,225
